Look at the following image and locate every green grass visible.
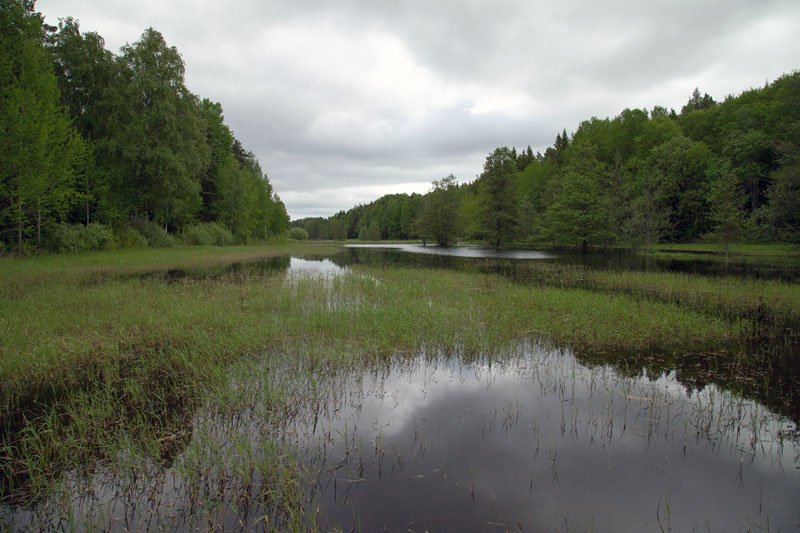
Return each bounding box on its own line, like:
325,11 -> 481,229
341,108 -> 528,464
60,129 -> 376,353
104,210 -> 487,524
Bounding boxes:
0,243 -> 791,528
646,242 -> 800,266
505,261 -> 800,337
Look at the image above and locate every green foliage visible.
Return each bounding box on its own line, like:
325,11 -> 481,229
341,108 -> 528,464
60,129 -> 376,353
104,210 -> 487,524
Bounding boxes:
766,148 -> 800,243
478,147 -> 518,249
116,228 -> 149,249
3,0 -> 799,256
706,164 -> 744,256
101,28 -> 210,229
47,223 -> 114,253
416,175 -> 461,246
128,217 -> 177,248
287,227 -> 309,241
0,0 -> 90,254
358,219 -> 381,241
540,144 -> 617,251
182,222 -> 235,246
623,163 -> 671,251
329,219 -> 347,241
0,14 -> 290,254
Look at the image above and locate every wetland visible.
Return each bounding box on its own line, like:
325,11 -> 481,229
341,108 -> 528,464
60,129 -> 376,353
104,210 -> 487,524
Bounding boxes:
1,243 -> 798,531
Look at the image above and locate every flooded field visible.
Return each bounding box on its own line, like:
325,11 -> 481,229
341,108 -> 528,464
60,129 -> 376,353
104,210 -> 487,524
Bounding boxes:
4,344 -> 798,531
1,245 -> 798,531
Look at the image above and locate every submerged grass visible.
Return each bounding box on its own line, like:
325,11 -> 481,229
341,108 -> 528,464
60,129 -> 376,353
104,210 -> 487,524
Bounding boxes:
0,243 -> 792,528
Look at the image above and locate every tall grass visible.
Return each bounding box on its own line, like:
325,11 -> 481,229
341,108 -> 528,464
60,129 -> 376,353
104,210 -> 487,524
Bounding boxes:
501,261 -> 799,339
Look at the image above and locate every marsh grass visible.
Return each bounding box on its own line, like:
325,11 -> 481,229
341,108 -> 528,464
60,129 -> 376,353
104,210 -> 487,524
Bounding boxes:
493,260 -> 799,341
0,244 -> 794,529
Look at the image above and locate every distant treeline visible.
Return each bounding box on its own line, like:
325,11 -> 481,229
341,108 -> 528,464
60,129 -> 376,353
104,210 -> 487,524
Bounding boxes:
294,73 -> 800,250
1,1 -> 290,255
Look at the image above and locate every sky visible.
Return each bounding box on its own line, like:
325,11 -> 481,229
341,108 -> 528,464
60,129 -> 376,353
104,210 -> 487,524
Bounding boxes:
36,0 -> 800,220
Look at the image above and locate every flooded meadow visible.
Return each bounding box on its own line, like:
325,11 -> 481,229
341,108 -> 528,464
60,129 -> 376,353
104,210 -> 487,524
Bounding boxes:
1,245 -> 798,531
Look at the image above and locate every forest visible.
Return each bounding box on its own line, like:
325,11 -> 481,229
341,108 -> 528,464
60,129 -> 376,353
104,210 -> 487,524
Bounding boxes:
4,1 -> 799,257
1,1 -> 290,256
294,75 -> 800,251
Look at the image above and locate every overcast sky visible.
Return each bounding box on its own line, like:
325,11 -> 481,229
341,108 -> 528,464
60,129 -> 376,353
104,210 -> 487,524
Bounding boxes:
37,0 -> 800,220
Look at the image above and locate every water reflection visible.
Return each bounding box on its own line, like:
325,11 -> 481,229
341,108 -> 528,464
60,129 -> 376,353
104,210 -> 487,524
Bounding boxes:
132,255 -> 348,283
346,243 -> 555,260
304,347 -> 799,532
342,243 -> 799,281
3,347 -> 798,531
287,257 -> 347,277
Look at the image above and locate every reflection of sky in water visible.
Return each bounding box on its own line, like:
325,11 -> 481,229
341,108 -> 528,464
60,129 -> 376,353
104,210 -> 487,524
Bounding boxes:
304,347 -> 800,532
287,257 -> 348,276
5,345 -> 798,531
345,243 -> 555,259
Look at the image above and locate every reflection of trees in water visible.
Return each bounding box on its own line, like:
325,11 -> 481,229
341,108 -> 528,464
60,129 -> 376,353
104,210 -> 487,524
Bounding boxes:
340,245 -> 798,281
574,347 -> 800,428
135,256 -> 293,283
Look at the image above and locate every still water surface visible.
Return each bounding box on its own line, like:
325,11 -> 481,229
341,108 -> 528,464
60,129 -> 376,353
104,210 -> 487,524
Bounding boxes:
342,243 -> 798,280
302,347 -> 798,532
5,346 -> 796,531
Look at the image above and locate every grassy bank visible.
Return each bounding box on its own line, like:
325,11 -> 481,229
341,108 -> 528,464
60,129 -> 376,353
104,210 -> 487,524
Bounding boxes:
0,243 -> 792,527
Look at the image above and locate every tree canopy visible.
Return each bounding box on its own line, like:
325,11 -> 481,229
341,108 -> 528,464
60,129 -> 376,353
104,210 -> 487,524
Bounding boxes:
297,71 -> 800,250
1,1 -> 289,254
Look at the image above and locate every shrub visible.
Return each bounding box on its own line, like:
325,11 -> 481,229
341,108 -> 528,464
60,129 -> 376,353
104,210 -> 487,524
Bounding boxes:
288,227 -> 309,241
182,222 -> 235,246
47,223 -> 115,253
116,228 -> 149,249
128,217 -> 178,248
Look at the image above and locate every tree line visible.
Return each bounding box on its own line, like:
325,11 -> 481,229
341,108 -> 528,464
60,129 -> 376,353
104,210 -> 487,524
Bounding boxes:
1,0 -> 290,255
294,75 -> 800,250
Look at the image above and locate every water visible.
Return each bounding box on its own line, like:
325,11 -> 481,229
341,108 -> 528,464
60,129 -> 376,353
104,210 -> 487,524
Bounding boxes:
302,347 -> 799,532
286,257 -> 347,277
6,347 -> 796,531
3,248 -> 798,531
341,243 -> 799,281
346,243 -> 556,260
131,254 -> 348,282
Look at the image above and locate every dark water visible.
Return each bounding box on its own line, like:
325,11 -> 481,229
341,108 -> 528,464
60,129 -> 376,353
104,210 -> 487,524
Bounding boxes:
304,347 -> 799,532
6,347 -> 797,532
342,243 -> 799,281
132,255 -> 348,282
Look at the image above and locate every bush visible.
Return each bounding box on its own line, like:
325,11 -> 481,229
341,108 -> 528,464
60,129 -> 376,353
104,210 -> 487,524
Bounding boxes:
128,217 -> 178,248
288,227 -> 309,241
182,222 -> 235,246
48,223 -> 115,253
116,228 -> 149,249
